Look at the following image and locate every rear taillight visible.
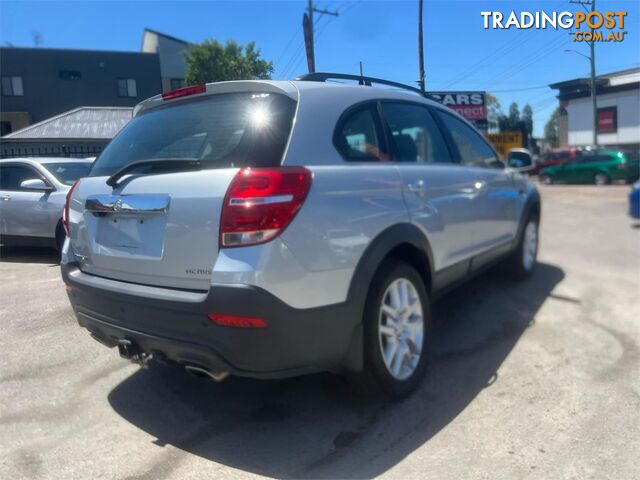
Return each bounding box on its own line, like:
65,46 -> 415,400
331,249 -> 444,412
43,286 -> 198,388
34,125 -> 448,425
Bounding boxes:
63,179 -> 80,235
208,313 -> 267,328
220,167 -> 312,247
162,84 -> 206,100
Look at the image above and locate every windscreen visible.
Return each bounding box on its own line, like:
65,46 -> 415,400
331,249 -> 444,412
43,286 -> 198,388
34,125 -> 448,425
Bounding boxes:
44,162 -> 92,185
90,92 -> 297,177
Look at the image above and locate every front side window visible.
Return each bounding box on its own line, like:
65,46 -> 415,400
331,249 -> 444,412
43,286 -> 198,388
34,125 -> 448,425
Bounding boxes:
43,162 -> 92,186
437,110 -> 501,168
1,76 -> 24,96
91,92 -> 296,177
336,104 -> 389,162
0,165 -> 40,191
382,103 -> 450,163
117,78 -> 137,97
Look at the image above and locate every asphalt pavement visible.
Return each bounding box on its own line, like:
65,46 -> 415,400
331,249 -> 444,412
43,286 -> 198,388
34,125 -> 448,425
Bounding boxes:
1,183 -> 638,479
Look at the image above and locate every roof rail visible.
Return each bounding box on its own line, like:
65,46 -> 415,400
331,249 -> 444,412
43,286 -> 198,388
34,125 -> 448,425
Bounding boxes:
295,72 -> 426,97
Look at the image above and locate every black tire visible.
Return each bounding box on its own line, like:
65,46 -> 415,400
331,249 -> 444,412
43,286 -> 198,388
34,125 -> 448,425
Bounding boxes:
594,172 -> 609,186
503,216 -> 539,280
539,174 -> 553,185
55,222 -> 66,255
357,259 -> 430,399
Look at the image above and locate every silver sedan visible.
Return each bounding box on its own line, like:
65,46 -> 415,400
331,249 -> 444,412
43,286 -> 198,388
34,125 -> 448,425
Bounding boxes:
0,157 -> 93,251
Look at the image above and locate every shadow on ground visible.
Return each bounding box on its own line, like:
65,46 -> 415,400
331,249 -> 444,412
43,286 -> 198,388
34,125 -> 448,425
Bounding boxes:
108,263 -> 564,479
0,246 -> 59,265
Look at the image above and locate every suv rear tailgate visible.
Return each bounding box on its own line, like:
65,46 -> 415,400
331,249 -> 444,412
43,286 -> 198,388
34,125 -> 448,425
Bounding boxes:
68,169 -> 237,291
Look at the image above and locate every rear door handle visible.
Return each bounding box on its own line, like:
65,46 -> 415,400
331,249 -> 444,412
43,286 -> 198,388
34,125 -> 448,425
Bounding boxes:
407,180 -> 426,195
1,195 -> 10,201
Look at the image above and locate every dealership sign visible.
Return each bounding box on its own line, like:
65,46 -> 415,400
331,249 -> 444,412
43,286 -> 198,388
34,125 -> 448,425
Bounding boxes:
597,106 -> 617,133
427,92 -> 487,127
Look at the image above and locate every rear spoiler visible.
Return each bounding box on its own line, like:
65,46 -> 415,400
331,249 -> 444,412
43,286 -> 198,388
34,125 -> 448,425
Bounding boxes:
133,80 -> 298,117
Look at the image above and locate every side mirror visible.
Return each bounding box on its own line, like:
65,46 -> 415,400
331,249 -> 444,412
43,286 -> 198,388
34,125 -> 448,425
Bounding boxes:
507,151 -> 533,172
20,178 -> 53,191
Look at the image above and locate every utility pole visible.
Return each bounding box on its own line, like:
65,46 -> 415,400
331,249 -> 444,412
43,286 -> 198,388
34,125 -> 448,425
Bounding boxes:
305,0 -> 338,72
418,0 -> 425,92
569,0 -> 598,146
589,0 -> 597,146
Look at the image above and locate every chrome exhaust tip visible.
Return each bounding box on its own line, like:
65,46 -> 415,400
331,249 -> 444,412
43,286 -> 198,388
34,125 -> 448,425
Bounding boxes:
184,364 -> 230,382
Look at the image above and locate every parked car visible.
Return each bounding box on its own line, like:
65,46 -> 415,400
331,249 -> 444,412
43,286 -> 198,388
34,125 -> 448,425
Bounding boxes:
539,149 -> 638,185
0,157 -> 93,251
530,149 -> 577,175
61,74 -> 541,398
630,181 -> 640,219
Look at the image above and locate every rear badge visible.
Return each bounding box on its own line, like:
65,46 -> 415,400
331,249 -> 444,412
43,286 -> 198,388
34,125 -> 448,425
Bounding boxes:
186,268 -> 212,276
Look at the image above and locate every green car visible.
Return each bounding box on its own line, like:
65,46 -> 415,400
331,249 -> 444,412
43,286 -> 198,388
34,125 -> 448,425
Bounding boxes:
539,149 -> 639,186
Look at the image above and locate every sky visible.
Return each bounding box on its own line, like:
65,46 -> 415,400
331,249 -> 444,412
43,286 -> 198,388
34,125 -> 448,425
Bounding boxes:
1,0 -> 639,137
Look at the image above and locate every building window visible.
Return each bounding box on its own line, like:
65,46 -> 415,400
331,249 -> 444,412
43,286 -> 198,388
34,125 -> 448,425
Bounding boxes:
170,78 -> 185,90
117,78 -> 137,97
59,70 -> 82,81
1,76 -> 24,96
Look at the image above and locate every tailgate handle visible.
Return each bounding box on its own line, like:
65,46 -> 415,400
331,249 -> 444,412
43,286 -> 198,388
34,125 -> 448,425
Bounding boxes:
85,194 -> 170,215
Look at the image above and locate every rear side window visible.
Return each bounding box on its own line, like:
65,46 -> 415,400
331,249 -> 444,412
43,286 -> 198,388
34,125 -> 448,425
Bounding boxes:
335,104 -> 389,162
381,103 -> 450,163
90,92 -> 296,177
436,110 -> 501,168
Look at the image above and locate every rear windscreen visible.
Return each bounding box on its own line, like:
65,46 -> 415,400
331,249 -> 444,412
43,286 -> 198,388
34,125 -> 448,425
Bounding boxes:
90,92 -> 296,177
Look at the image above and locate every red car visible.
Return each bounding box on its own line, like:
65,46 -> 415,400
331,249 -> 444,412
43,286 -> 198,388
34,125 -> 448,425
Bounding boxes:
531,149 -> 578,175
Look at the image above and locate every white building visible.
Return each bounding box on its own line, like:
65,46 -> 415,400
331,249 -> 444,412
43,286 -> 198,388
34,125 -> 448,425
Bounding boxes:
141,29 -> 190,93
550,67 -> 640,152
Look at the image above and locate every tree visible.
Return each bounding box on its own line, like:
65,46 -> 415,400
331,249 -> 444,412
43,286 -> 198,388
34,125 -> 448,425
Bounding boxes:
522,104 -> 533,137
184,39 -> 273,84
497,102 -> 522,132
486,93 -> 503,132
544,107 -> 561,148
508,102 -> 520,126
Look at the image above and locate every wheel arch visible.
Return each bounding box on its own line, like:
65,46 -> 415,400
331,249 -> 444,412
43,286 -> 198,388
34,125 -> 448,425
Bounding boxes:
347,222 -> 434,305
342,222 -> 434,372
516,189 -> 541,243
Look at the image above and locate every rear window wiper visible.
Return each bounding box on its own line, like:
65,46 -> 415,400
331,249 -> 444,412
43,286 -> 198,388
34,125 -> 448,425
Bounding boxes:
105,158 -> 202,187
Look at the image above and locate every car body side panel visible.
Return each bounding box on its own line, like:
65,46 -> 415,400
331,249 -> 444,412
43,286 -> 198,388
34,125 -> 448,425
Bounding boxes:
466,166 -> 521,249
213,165 -> 408,309
0,161 -> 68,239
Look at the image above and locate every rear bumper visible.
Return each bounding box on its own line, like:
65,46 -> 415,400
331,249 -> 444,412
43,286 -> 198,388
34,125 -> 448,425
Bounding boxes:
61,263 -> 360,379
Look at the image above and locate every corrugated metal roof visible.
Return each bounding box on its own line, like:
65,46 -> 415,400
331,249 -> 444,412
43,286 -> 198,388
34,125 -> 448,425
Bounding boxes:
2,106 -> 133,140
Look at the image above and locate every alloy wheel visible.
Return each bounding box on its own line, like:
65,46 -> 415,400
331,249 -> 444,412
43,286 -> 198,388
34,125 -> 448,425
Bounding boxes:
522,221 -> 538,271
378,278 -> 424,380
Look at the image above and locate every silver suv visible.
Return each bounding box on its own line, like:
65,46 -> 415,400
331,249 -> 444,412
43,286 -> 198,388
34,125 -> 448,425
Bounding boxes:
61,74 -> 540,397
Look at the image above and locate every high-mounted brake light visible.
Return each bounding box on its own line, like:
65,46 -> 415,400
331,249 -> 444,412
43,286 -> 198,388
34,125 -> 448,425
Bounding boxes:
220,167 -> 312,247
161,84 -> 206,100
63,179 -> 80,235
208,313 -> 268,328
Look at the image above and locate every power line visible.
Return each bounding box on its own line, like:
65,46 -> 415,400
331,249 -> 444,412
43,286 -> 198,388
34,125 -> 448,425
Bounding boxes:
489,85 -> 550,93
274,27 -> 302,77
443,0 -> 568,88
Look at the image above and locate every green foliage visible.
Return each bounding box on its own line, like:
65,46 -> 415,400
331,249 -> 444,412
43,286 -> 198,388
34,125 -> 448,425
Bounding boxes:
184,39 -> 273,84
508,102 -> 520,125
522,104 -> 533,136
486,93 -> 503,131
544,107 -> 561,147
